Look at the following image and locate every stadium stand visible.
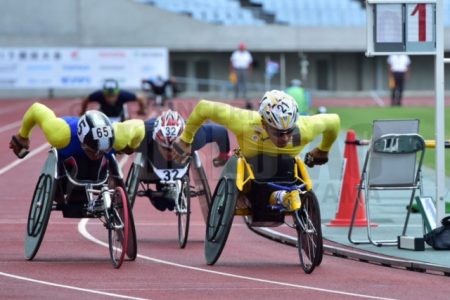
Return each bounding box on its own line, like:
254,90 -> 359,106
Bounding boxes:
138,0 -> 366,27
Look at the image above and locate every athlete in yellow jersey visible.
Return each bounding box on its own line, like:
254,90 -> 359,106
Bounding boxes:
174,90 -> 339,212
176,90 -> 340,165
9,102 -> 145,161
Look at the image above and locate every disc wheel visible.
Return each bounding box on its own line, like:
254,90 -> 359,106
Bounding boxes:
177,176 -> 191,248
294,191 -> 323,274
125,163 -> 140,208
204,177 -> 237,265
25,174 -> 55,260
108,186 -> 130,268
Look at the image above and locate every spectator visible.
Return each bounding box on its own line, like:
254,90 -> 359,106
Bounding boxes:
142,76 -> 179,106
230,42 -> 253,104
285,79 -> 309,115
387,54 -> 411,107
80,79 -> 147,122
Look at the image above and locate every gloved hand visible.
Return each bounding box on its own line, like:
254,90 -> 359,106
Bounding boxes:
304,147 -> 329,168
9,134 -> 30,159
213,152 -> 231,167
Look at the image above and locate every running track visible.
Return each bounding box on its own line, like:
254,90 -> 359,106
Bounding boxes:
1,98 -> 450,300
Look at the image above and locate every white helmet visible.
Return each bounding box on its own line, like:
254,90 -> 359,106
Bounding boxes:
258,90 -> 298,130
152,110 -> 185,148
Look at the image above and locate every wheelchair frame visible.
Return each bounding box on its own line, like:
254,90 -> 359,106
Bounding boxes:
25,148 -> 137,269
125,150 -> 211,248
205,151 -> 323,274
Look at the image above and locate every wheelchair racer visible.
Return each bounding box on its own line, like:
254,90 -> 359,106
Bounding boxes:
174,90 -> 340,211
80,79 -> 147,122
136,109 -> 231,211
9,102 -> 146,212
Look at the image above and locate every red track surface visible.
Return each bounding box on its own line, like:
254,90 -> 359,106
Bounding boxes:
1,98 -> 450,300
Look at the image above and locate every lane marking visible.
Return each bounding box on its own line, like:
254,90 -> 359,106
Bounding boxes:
79,219 -> 398,300
0,272 -> 150,300
0,120 -> 23,134
0,143 -> 50,176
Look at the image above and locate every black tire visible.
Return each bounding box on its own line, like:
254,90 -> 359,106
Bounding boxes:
177,176 -> 191,248
204,177 -> 237,265
294,191 -> 323,274
25,174 -> 55,260
125,163 -> 140,208
108,186 -> 129,269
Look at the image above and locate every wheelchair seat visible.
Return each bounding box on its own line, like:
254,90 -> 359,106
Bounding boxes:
56,155 -> 110,218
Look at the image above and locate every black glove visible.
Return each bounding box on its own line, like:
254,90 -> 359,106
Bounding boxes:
304,152 -> 328,168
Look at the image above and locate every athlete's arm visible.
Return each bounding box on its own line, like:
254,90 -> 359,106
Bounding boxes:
112,119 -> 145,154
180,100 -> 247,144
18,102 -> 71,149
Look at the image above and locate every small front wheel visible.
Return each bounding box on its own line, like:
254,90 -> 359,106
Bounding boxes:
108,186 -> 129,268
294,191 -> 322,274
177,176 -> 191,248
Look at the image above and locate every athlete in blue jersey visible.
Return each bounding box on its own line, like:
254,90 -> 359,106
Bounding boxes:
10,103 -> 145,181
137,110 -> 231,211
80,79 -> 147,122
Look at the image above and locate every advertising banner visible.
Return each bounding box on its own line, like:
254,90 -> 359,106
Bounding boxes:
0,47 -> 168,89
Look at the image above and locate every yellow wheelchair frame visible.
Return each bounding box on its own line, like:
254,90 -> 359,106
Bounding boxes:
205,149 -> 323,274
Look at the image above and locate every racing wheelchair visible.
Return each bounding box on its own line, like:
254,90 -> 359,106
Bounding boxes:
25,148 -> 137,268
205,150 -> 323,274
126,150 -> 211,248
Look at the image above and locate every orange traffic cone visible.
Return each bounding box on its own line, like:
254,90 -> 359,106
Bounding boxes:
327,130 -> 371,227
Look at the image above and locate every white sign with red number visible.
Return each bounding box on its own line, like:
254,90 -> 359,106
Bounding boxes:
407,4 -> 434,43
0,47 -> 168,89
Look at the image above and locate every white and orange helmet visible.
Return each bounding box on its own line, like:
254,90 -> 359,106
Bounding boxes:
258,90 -> 298,130
152,110 -> 185,148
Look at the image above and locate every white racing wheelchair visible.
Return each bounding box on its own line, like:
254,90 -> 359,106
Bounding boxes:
26,148 -> 137,268
126,150 -> 212,248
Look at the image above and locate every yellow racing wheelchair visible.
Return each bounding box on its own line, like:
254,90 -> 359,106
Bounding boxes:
205,150 -> 323,274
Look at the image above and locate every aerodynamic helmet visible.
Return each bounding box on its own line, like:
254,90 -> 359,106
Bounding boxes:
102,79 -> 119,97
258,90 -> 298,130
77,110 -> 115,154
152,110 -> 185,149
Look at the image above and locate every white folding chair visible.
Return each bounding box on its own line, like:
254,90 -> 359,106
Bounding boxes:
348,119 -> 426,246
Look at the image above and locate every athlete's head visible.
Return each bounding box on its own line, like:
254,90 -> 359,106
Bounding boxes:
258,90 -> 298,147
77,110 -> 115,160
152,110 -> 185,160
102,79 -> 120,104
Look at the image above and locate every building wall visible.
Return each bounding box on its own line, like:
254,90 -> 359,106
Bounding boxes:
1,0 -> 449,98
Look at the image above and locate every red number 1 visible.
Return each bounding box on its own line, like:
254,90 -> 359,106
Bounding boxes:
411,4 -> 426,42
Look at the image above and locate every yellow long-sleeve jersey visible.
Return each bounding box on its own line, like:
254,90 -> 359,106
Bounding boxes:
18,102 -> 145,151
180,100 -> 340,157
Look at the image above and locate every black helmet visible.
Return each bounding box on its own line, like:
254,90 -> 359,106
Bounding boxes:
102,79 -> 119,96
77,110 -> 115,154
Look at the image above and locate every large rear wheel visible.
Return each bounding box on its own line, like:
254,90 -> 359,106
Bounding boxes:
108,186 -> 129,268
125,163 -> 141,208
25,174 -> 55,260
294,191 -> 322,274
177,176 -> 191,248
204,177 -> 237,265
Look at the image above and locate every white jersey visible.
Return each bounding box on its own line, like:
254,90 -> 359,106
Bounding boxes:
230,50 -> 253,69
387,55 -> 411,72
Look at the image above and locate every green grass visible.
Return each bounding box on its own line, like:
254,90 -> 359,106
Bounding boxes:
326,106 -> 450,175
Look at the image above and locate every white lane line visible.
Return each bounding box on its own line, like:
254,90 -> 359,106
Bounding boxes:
369,90 -> 386,107
0,120 -> 23,133
0,272 -> 150,300
78,219 -> 398,300
0,143 -> 49,176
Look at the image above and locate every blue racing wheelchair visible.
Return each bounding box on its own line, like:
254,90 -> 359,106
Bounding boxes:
25,148 -> 137,268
